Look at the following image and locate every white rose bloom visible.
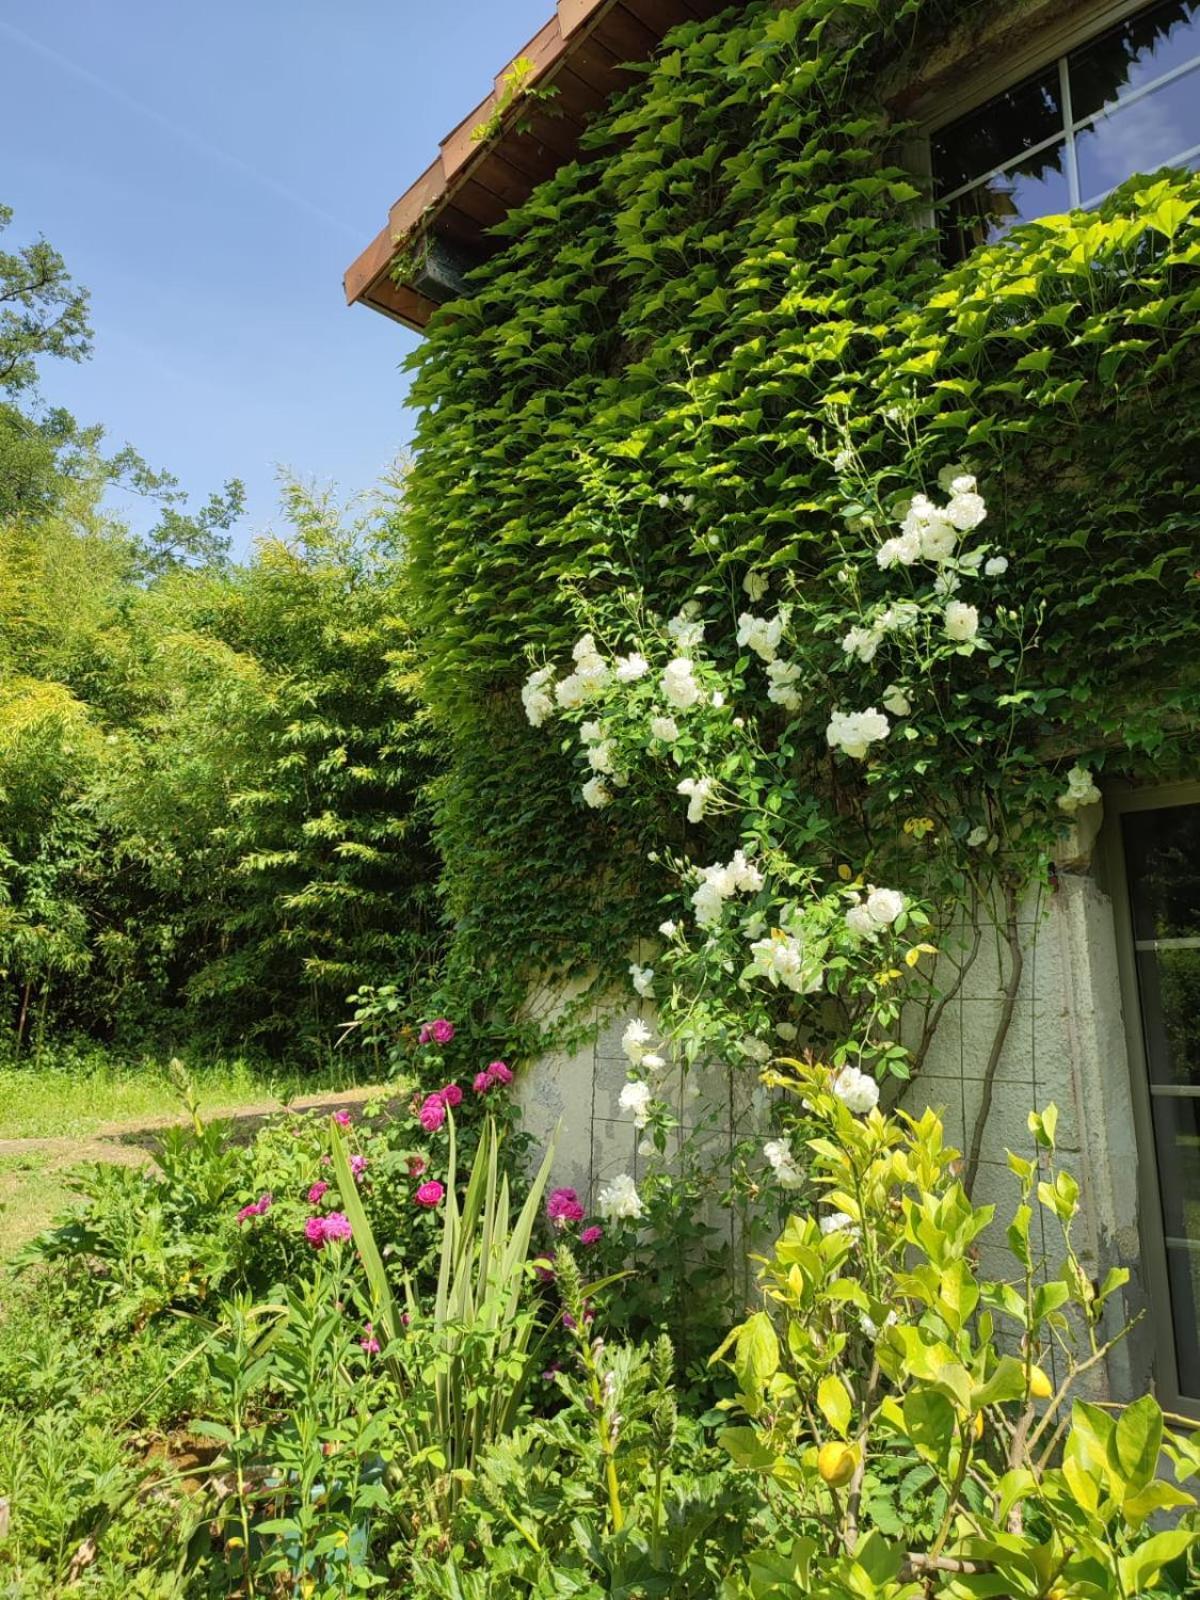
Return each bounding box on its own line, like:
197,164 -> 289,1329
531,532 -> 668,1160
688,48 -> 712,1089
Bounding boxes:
736,612 -> 783,662
661,658 -> 702,710
575,655 -> 609,692
819,1210 -> 858,1236
555,673 -> 586,709
678,776 -> 717,823
918,517 -> 958,562
775,1021 -> 798,1041
876,529 -> 921,568
985,556 -> 1008,576
743,570 -> 769,601
946,490 -> 987,531
667,608 -> 706,650
711,690 -> 725,708
521,666 -> 555,727
597,1173 -> 644,1221
657,494 -> 671,509
826,707 -> 890,760
729,850 -> 764,893
934,570 -> 962,599
766,658 -> 803,710
658,920 -> 678,938
641,1052 -> 666,1072
629,963 -> 655,999
692,880 -> 726,928
879,601 -> 920,633
882,684 -> 911,717
937,465 -> 975,494
1058,764 -> 1102,813
832,1064 -> 880,1115
865,887 -> 905,927
581,776 -> 611,809
841,625 -> 884,664
833,448 -> 854,472
615,652 -> 649,682
580,720 -> 603,744
622,1018 -> 653,1063
944,601 -> 979,642
619,1079 -> 653,1128
739,1035 -> 772,1064
749,930 -> 823,994
844,902 -> 876,938
763,1138 -> 804,1189
650,715 -> 680,742
588,741 -> 615,775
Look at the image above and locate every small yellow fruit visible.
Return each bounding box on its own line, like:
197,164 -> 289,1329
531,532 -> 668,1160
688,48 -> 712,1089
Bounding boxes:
971,1410 -> 985,1442
817,1441 -> 857,1488
1028,1365 -> 1053,1400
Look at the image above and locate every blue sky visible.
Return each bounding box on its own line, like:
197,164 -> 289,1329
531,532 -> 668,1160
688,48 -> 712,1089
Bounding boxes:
0,0 -> 551,548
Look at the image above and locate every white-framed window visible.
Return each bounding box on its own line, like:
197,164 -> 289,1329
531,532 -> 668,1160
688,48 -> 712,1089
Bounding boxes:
928,0 -> 1200,262
1109,784 -> 1200,1415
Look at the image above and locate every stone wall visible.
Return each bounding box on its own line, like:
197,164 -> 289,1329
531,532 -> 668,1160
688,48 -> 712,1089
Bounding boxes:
515,808 -> 1152,1402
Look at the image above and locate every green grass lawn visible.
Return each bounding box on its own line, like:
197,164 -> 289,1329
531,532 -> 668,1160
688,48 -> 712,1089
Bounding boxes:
0,1055 -> 367,1140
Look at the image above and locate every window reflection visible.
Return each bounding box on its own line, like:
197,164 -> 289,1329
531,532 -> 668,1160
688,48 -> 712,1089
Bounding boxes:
931,0 -> 1200,262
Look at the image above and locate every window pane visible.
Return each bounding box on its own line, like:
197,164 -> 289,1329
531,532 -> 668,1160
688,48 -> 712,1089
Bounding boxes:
940,142 -> 1071,262
1122,804 -> 1200,941
1151,1097 -> 1200,1395
1075,61 -> 1200,199
1070,0 -> 1200,126
931,67 -> 1063,198
1135,947 -> 1200,1085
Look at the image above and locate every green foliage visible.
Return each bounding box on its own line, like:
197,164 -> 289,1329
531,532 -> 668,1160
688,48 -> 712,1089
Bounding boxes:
400,0 -> 1200,1044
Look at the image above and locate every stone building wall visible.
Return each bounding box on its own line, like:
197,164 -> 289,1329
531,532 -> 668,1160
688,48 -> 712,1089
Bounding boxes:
515,805 -> 1151,1402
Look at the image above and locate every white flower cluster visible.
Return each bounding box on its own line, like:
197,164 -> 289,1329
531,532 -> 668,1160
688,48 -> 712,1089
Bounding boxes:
622,1018 -> 665,1071
629,962 -> 655,999
619,1079 -> 653,1128
666,606 -> 705,650
581,776 -> 611,810
748,928 -> 825,994
763,1138 -> 804,1189
677,775 -> 717,823
844,886 -> 905,938
521,666 -> 555,728
1058,763 -> 1101,813
944,599 -> 979,643
842,624 -> 883,664
819,1210 -> 858,1236
831,1064 -> 880,1114
876,476 -> 987,570
615,652 -> 649,682
661,657 -> 702,710
555,633 -> 610,709
736,611 -> 783,662
826,706 -> 890,760
597,1172 -> 643,1220
766,658 -> 802,711
691,850 -> 764,928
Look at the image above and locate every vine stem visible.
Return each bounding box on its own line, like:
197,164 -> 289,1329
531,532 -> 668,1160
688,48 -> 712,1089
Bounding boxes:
964,881 -> 1024,1196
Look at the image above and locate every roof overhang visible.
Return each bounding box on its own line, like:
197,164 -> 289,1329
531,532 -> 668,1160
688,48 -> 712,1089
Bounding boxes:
344,0 -> 735,332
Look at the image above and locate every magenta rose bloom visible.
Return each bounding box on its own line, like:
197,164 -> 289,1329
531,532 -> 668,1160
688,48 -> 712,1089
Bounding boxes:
580,1225 -> 603,1247
322,1212 -> 352,1243
440,1083 -> 463,1107
429,1018 -> 455,1045
350,1154 -> 368,1181
333,1110 -> 352,1128
418,1023 -> 433,1045
307,1180 -> 330,1205
418,1093 -> 447,1132
546,1187 -> 585,1228
414,1180 -> 445,1208
407,1154 -> 428,1178
487,1060 -> 513,1085
304,1215 -> 327,1247
236,1192 -> 273,1224
472,1071 -> 492,1095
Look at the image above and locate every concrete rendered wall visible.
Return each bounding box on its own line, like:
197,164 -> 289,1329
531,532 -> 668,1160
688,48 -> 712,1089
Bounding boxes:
515,805 -> 1151,1402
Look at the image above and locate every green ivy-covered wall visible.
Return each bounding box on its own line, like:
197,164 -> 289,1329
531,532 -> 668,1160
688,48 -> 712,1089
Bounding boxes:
399,0 -> 1200,1049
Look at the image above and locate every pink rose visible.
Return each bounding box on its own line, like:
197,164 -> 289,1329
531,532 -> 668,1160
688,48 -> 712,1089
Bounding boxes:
307,1180 -> 330,1205
407,1154 -> 428,1178
333,1110 -> 352,1128
580,1225 -> 603,1247
487,1060 -> 513,1085
440,1083 -> 463,1107
429,1019 -> 455,1045
473,1071 -> 492,1095
418,1093 -> 446,1132
305,1212 -> 352,1248
237,1193 -> 273,1224
350,1154 -> 368,1182
546,1187 -> 585,1228
414,1180 -> 445,1208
